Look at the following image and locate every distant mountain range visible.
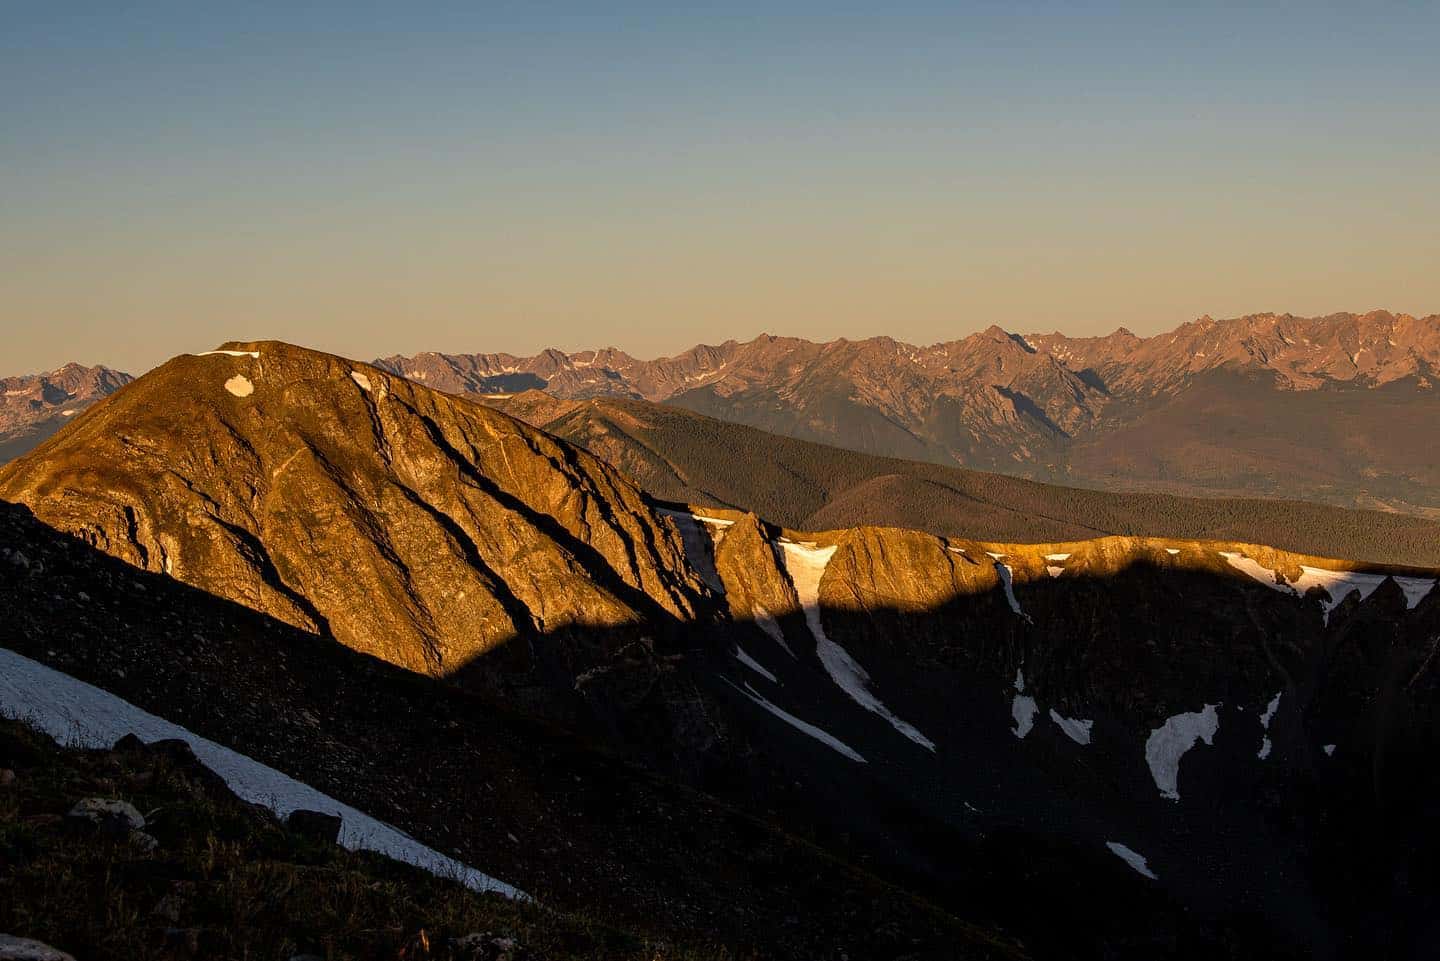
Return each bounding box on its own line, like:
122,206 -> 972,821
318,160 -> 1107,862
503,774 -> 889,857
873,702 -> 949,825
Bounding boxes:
0,363 -> 132,462
376,310 -> 1440,515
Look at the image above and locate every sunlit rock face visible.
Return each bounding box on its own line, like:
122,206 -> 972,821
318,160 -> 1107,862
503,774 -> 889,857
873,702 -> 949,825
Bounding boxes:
0,341 -> 706,678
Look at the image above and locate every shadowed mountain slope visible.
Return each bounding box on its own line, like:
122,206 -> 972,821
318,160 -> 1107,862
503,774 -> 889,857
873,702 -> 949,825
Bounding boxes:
0,500 -> 1021,961
485,391 -> 1440,567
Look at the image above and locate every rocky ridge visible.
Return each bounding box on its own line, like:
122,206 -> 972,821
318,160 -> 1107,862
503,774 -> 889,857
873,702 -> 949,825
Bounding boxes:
378,310 -> 1440,512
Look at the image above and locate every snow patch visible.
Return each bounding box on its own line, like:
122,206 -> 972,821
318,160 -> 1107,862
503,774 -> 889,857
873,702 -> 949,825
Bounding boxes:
1220,553 -> 1418,623
1219,552 -> 1289,592
1393,575 -> 1437,609
722,679 -> 866,763
994,562 -> 1031,622
1145,704 -> 1220,801
0,648 -> 525,899
61,410 -> 77,417
1323,743 -> 1336,756
1046,566 -> 1064,578
657,509 -> 724,594
199,349 -> 260,358
1165,548 -> 1180,555
1010,670 -> 1037,739
1049,709 -> 1093,745
350,371 -> 372,392
1044,553 -> 1071,561
692,514 -> 735,528
778,541 -> 935,751
1106,842 -> 1158,880
1260,691 -> 1281,728
1257,691 -> 1281,759
734,646 -> 777,684
224,375 -> 254,398
751,604 -> 793,657
1291,567 -> 1388,620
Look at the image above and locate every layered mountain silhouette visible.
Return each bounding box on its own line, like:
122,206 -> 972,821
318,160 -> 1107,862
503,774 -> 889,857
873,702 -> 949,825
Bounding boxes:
6,339 -> 1440,958
482,390 -> 1440,567
377,310 -> 1440,514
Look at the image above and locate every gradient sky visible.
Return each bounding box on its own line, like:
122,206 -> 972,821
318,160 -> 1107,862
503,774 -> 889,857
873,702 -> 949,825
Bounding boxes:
4,2 -> 1438,375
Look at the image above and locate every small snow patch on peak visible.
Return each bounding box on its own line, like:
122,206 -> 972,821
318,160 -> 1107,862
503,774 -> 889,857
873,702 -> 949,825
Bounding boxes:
1165,548 -> 1180,555
224,375 -> 254,398
200,349 -> 260,359
1045,553 -> 1071,561
350,371 -> 372,392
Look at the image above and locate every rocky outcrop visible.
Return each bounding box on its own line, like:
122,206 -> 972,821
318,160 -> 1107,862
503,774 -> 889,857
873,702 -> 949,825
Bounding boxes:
0,342 -> 706,678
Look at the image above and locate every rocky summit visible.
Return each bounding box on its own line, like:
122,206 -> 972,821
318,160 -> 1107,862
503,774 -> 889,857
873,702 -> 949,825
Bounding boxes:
0,342 -> 705,679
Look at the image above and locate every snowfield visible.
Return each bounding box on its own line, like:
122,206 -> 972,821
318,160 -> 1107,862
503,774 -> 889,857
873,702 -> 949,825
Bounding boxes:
0,648 -> 526,900
1219,551 -> 1434,622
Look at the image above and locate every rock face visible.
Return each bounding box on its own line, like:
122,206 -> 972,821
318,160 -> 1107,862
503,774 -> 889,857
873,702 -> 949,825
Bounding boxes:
0,363 -> 132,464
380,310 -> 1440,514
0,342 -> 705,679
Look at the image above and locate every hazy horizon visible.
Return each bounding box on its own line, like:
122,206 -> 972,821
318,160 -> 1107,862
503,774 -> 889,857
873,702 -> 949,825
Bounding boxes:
6,2 -> 1439,375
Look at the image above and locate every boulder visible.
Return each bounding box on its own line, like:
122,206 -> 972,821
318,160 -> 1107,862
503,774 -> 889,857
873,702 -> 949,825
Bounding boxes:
284,808 -> 342,845
66,797 -> 144,837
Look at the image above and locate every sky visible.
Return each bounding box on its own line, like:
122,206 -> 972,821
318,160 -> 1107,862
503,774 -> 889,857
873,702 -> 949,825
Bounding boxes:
3,2 -> 1438,375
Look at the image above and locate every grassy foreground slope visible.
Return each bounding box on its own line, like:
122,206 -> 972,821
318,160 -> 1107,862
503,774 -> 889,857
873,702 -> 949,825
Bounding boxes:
488,391 -> 1440,567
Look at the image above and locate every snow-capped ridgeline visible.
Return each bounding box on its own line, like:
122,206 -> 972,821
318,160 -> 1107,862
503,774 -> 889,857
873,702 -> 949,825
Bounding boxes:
1145,704 -> 1220,801
1219,551 -> 1435,622
0,648 -> 526,900
778,540 -> 937,752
